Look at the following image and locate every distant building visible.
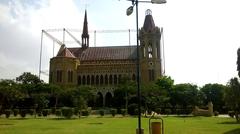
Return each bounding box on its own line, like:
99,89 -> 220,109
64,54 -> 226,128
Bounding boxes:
49,10 -> 163,106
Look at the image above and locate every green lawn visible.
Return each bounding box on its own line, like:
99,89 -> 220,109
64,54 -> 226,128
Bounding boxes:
0,115 -> 239,134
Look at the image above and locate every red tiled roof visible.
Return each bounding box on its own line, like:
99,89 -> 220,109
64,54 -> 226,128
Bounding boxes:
57,46 -> 76,58
68,46 -> 137,61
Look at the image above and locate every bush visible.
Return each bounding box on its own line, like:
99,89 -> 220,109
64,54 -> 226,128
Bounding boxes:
61,107 -> 73,119
20,109 -> 27,118
228,111 -> 235,118
214,111 -> 219,116
164,109 -> 172,115
121,109 -> 127,116
55,109 -> 62,117
110,109 -> 117,117
128,104 -> 138,115
155,108 -> 161,114
74,108 -> 80,116
81,110 -> 89,116
13,109 -> 19,117
99,109 -> 105,116
5,109 -> 11,118
42,109 -> 50,117
37,111 -> 42,117
28,109 -> 35,116
51,108 -> 56,114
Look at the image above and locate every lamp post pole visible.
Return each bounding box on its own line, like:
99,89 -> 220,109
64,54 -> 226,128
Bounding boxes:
135,1 -> 141,133
126,1 -> 166,133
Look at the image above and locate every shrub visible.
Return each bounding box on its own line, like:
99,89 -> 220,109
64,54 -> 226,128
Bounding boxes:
74,108 -> 80,116
5,109 -> 11,118
61,107 -> 73,119
20,109 -> 27,118
165,109 -> 172,115
99,109 -> 105,117
128,104 -> 138,115
214,111 -> 219,116
55,109 -> 62,117
81,110 -> 89,116
28,109 -> 35,116
228,111 -> 235,118
13,109 -> 19,117
110,109 -> 117,117
121,109 -> 127,116
42,109 -> 50,117
155,108 -> 161,114
51,108 -> 56,114
37,111 -> 42,117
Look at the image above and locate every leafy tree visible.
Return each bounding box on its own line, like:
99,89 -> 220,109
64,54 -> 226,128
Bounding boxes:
172,83 -> 199,109
200,83 -> 226,112
225,77 -> 240,122
114,76 -> 136,109
156,76 -> 174,92
237,48 -> 240,77
16,72 -> 43,85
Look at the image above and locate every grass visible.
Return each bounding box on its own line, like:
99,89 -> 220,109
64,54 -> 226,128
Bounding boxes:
0,115 -> 239,134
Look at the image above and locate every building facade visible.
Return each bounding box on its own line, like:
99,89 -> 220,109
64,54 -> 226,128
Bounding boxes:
49,10 -> 163,106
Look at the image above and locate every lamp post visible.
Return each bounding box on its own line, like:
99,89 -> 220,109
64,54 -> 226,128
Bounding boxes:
126,0 -> 166,134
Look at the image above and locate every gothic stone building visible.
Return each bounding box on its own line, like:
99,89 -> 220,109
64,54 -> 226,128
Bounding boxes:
49,10 -> 163,106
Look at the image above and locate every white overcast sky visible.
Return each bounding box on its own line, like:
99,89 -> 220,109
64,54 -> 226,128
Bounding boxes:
0,0 -> 240,86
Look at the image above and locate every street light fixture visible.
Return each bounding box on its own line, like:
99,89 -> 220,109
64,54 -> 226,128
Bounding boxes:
126,0 -> 166,134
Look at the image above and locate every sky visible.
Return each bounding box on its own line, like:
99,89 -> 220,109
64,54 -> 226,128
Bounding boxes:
0,0 -> 240,86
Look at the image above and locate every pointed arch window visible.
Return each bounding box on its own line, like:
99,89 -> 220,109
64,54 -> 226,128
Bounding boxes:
109,75 -> 113,85
68,70 -> 73,83
114,74 -> 117,85
78,75 -> 81,85
82,75 -> 86,85
87,75 -> 90,85
148,44 -> 153,58
105,75 -> 108,85
96,75 -> 99,85
91,75 -> 95,85
100,75 -> 104,85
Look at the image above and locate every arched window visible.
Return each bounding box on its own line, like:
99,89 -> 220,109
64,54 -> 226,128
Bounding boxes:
91,75 -> 95,85
109,75 -> 113,85
105,75 -> 108,85
87,75 -> 90,85
132,74 -> 136,81
100,75 -> 104,85
96,75 -> 99,85
82,75 -> 86,85
148,45 -> 153,58
78,75 -> 81,85
114,74 -> 117,85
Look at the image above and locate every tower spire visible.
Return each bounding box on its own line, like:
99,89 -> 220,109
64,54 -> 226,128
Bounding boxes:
82,10 -> 89,48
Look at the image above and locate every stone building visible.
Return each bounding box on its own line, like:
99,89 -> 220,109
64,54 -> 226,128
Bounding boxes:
49,10 -> 163,106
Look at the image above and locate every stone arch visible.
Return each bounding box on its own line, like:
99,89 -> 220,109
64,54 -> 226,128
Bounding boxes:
96,92 -> 103,107
105,92 -> 113,107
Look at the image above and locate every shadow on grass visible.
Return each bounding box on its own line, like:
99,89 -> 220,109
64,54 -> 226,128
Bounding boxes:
224,128 -> 240,134
218,121 -> 240,125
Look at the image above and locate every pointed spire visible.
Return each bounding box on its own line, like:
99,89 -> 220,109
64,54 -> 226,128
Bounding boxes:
143,9 -> 155,32
82,10 -> 89,48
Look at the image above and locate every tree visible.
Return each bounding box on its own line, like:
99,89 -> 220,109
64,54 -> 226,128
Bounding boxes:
200,83 -> 226,113
16,72 -> 42,85
237,48 -> 240,77
225,77 -> 240,122
172,83 -> 199,109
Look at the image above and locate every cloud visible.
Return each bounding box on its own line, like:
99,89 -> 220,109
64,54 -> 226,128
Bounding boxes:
0,0 -> 84,81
